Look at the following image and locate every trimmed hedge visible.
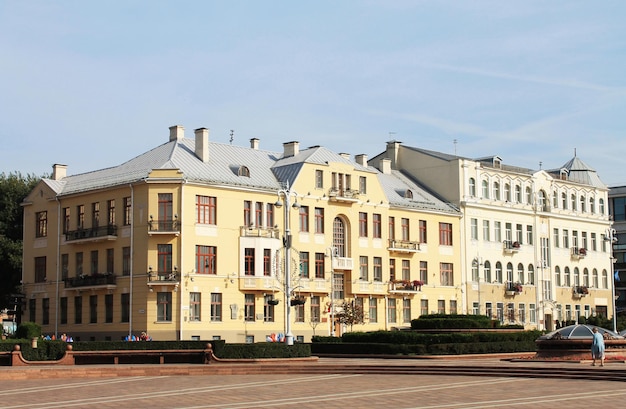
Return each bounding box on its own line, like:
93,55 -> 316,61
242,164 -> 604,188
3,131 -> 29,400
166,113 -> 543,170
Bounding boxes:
218,342 -> 310,359
411,314 -> 498,329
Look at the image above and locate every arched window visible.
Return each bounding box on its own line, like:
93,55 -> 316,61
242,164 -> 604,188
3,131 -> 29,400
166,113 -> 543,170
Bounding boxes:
332,217 -> 348,257
238,166 -> 250,177
515,185 -> 522,203
574,267 -> 580,286
482,180 -> 489,199
602,269 -> 608,288
405,189 -> 413,199
580,195 -> 586,213
468,178 -> 476,197
506,262 -> 513,282
504,183 -> 511,202
495,262 -> 503,283
553,190 -> 559,208
554,266 -> 561,287
538,190 -> 547,211
525,187 -> 532,204
564,267 -> 571,286
589,197 -> 595,214
599,198 -> 605,215
583,268 -> 589,287
527,264 -> 535,285
517,263 -> 524,284
562,192 -> 567,209
571,194 -> 577,211
483,261 -> 492,283
592,268 -> 598,288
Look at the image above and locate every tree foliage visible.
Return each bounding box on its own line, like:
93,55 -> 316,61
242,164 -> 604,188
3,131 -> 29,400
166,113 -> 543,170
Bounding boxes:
337,300 -> 367,331
0,172 -> 41,307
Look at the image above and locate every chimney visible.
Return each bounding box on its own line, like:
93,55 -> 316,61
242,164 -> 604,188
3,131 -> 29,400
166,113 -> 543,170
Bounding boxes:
386,140 -> 401,170
355,154 -> 368,167
52,164 -> 67,180
339,153 -> 350,160
169,125 -> 184,141
250,138 -> 259,150
194,128 -> 209,163
380,158 -> 392,175
283,141 -> 299,157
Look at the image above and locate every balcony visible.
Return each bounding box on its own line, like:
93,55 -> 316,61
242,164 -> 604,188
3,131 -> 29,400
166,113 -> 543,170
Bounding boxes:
505,281 -> 523,296
239,225 -> 280,239
147,270 -> 179,291
388,280 -> 424,294
65,225 -> 118,243
503,240 -> 520,254
331,256 -> 353,271
571,247 -> 587,260
148,217 -> 180,235
240,276 -> 277,292
388,239 -> 420,254
328,188 -> 360,203
573,285 -> 589,298
64,273 -> 117,290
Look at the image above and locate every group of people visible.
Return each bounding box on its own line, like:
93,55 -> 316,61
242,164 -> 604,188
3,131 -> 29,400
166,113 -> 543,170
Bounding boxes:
42,333 -> 74,342
124,331 -> 152,341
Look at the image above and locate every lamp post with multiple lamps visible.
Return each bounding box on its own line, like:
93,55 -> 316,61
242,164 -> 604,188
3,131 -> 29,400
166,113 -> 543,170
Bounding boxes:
327,246 -> 338,336
274,183 -> 300,346
606,228 -> 618,333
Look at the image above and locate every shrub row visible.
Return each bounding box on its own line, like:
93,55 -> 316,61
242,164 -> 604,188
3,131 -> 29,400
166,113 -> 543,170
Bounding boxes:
411,314 -> 499,329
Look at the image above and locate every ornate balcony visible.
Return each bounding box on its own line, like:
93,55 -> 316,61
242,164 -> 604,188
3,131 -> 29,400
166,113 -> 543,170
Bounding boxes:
148,217 -> 180,235
147,270 -> 179,291
64,273 -> 117,290
239,276 -> 277,292
503,240 -> 520,254
328,188 -> 360,203
331,256 -> 353,271
65,225 -> 118,243
505,281 -> 523,296
573,285 -> 589,298
388,239 -> 420,253
388,279 -> 424,294
239,225 -> 280,239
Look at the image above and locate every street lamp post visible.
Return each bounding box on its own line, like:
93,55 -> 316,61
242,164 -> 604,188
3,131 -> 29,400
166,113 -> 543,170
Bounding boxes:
606,228 -> 618,333
275,183 -> 299,345
327,246 -> 337,336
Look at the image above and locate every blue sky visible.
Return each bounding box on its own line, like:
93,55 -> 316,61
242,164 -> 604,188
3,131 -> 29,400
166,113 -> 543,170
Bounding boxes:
2,1 -> 625,186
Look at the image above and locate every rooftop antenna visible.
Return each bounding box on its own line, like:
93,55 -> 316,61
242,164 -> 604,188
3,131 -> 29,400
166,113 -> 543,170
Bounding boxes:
574,148 -> 577,157
539,161 -> 543,170
453,139 -> 458,156
229,130 -> 234,145
389,131 -> 396,140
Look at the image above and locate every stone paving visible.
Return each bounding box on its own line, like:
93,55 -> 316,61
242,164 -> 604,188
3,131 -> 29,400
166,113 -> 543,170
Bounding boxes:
2,357 -> 626,408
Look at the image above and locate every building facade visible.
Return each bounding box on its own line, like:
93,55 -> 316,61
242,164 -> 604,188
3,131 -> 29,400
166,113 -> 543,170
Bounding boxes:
370,142 -> 615,330
608,186 -> 626,314
21,126 -> 462,342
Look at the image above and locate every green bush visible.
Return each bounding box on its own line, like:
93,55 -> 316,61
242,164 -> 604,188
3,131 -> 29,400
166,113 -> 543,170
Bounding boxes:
15,322 -> 41,339
411,314 -> 499,329
217,342 -> 310,359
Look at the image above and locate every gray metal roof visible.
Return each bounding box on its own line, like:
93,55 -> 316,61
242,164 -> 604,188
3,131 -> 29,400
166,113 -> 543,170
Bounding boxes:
557,156 -> 607,189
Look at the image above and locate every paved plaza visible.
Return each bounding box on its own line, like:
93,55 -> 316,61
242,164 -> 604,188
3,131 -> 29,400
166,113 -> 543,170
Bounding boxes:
2,358 -> 626,409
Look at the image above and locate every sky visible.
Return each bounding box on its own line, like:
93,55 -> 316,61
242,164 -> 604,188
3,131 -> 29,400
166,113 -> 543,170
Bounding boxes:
1,1 -> 625,186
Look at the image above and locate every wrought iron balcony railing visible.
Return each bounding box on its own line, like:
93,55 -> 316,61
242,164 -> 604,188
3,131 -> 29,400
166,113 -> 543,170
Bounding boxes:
65,225 -> 118,242
64,273 -> 117,289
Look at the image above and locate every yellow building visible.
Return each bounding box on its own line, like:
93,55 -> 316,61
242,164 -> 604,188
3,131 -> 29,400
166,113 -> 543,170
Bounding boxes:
371,142 -> 615,330
21,126 -> 461,342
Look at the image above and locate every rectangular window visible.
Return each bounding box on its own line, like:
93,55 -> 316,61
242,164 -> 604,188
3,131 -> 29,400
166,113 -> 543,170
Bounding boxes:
438,300 -> 445,314
196,195 -> 217,224
263,249 -> 271,276
389,259 -> 396,282
401,259 -> 410,281
197,245 -> 217,275
470,218 -> 478,240
89,295 -> 98,324
494,221 -> 501,242
244,294 -> 255,322
591,233 -> 597,251
507,303 -> 515,322
401,218 -> 410,241
299,206 -> 309,232
483,220 -> 490,241
315,169 -> 323,189
526,225 -> 533,245
77,204 -> 85,229
157,244 -> 172,277
450,300 -> 458,314
74,296 -> 82,324
210,293 -> 222,321
420,299 -> 429,316
389,217 -> 395,240
63,207 -> 70,234
244,248 -> 255,275
254,201 -> 263,227
264,294 -> 275,322
314,207 -> 324,234
122,247 -> 131,276
373,213 -> 382,239
519,303 -> 526,324
315,253 -> 325,279
359,176 -> 367,194
310,296 -> 321,322
403,299 -> 411,323
157,292 -> 173,322
440,262 -> 453,286
35,256 -> 46,283
387,298 -> 397,323
107,199 -> 115,225
105,294 -> 113,323
373,257 -> 382,281
359,212 -> 368,237
516,224 -> 523,243
90,250 -> 98,275
123,197 -> 131,225
529,303 -> 536,323
553,228 -> 560,248
36,211 -> 47,238
92,202 -> 100,228
243,200 -> 251,226
563,229 -> 569,248
439,223 -> 453,246
419,220 -> 427,243
158,193 -> 173,226
106,248 -> 114,274
189,292 -> 201,321
121,293 -> 130,323
60,297 -> 68,324
295,300 -> 305,323
420,261 -> 428,284
369,298 -> 378,323
29,299 -> 35,322
74,252 -> 83,277
266,203 -> 274,228
300,252 -> 309,278
359,256 -> 368,281
42,298 -> 49,325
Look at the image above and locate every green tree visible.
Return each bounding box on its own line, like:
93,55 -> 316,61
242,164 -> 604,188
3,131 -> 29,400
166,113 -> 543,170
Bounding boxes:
0,172 -> 41,308
337,300 -> 367,331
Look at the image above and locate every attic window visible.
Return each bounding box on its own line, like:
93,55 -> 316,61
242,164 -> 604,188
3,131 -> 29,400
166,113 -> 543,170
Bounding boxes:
238,166 -> 250,177
493,157 -> 502,169
560,169 -> 568,180
405,189 -> 413,199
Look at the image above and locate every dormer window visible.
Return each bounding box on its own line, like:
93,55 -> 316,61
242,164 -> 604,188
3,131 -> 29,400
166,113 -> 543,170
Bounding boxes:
238,166 -> 250,177
405,189 -> 413,199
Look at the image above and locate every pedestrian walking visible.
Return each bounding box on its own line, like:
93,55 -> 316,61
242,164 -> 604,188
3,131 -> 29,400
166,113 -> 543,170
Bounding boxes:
591,327 -> 605,366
